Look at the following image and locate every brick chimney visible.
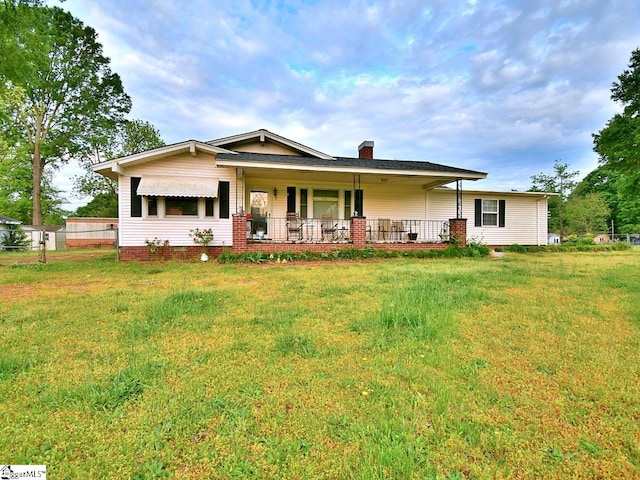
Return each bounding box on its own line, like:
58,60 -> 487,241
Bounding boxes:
358,140 -> 374,159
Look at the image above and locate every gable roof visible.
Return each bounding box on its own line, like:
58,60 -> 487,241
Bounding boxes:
207,129 -> 334,160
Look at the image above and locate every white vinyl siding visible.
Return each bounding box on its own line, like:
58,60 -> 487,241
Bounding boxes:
362,184 -> 426,220
465,194 -> 547,246
119,153 -> 236,247
120,158 -> 548,247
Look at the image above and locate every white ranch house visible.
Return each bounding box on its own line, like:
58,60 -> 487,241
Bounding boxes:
93,129 -> 551,261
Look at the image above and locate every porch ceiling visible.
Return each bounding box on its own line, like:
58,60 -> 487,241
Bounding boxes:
236,166 -> 476,188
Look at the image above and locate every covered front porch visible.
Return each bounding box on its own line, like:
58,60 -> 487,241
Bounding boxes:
232,215 -> 467,255
227,158 -> 473,251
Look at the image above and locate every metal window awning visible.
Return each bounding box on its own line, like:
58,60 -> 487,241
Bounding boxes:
137,175 -> 219,198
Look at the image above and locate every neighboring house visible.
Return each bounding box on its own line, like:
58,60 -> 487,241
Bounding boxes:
1,214 -> 22,233
93,129 -> 551,261
65,217 -> 118,249
0,215 -> 23,249
0,214 -> 22,225
593,234 -> 611,244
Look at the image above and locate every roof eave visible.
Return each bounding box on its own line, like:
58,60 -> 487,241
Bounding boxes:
215,158 -> 487,180
450,188 -> 558,197
92,141 -> 236,177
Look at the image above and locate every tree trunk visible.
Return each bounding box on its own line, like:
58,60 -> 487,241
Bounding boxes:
32,141 -> 42,226
31,106 -> 45,226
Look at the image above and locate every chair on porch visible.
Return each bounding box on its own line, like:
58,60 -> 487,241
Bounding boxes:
378,219 -> 390,241
391,220 -> 406,241
286,213 -> 303,241
366,223 -> 373,241
321,213 -> 337,241
439,222 -> 450,243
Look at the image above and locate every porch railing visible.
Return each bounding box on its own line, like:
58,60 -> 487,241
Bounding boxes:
365,219 -> 449,243
248,218 -> 449,243
249,217 -> 351,242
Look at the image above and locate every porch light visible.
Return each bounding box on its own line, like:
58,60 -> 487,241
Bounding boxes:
273,187 -> 278,199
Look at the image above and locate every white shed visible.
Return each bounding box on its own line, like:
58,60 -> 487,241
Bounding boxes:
22,225 -> 66,251
547,233 -> 561,245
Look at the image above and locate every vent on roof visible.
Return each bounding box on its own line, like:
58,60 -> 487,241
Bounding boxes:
358,140 -> 374,159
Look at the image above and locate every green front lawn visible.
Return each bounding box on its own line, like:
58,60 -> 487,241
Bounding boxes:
0,250 -> 638,479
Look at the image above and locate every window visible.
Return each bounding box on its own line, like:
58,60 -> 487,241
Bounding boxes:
148,197 -> 158,216
344,191 -> 352,219
166,197 -> 198,216
300,189 -> 308,219
482,199 -> 498,226
313,189 -> 339,218
475,199 -> 506,227
205,198 -> 214,217
355,189 -> 364,217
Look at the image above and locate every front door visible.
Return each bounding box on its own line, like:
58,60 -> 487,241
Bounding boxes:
250,190 -> 269,235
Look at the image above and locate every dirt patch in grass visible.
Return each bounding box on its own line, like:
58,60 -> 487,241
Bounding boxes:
1,280 -> 105,302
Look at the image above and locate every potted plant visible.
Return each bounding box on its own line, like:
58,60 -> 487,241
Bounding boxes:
408,221 -> 418,241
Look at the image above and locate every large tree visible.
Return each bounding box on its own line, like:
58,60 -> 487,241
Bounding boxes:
573,164 -> 640,234
72,119 -> 165,215
74,193 -> 118,218
564,193 -> 611,235
0,120 -> 65,224
0,2 -> 131,225
530,160 -> 579,235
593,48 -> 640,195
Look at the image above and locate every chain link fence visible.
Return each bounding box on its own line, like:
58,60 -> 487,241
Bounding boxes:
612,233 -> 640,245
0,226 -> 119,265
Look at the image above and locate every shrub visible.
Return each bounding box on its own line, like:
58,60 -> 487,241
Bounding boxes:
1,225 -> 30,251
190,228 -> 214,253
144,237 -> 169,257
563,235 -> 595,246
467,241 -> 491,257
215,245 -> 490,264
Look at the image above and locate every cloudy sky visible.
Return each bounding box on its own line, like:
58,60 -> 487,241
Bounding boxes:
52,0 -> 640,209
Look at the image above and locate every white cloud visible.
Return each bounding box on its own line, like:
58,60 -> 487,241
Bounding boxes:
48,0 -> 640,210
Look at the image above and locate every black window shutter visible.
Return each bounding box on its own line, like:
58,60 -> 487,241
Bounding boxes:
219,181 -> 230,218
499,200 -> 506,227
474,199 -> 482,227
300,189 -> 308,218
131,177 -> 142,217
287,186 -> 296,213
355,189 -> 364,216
